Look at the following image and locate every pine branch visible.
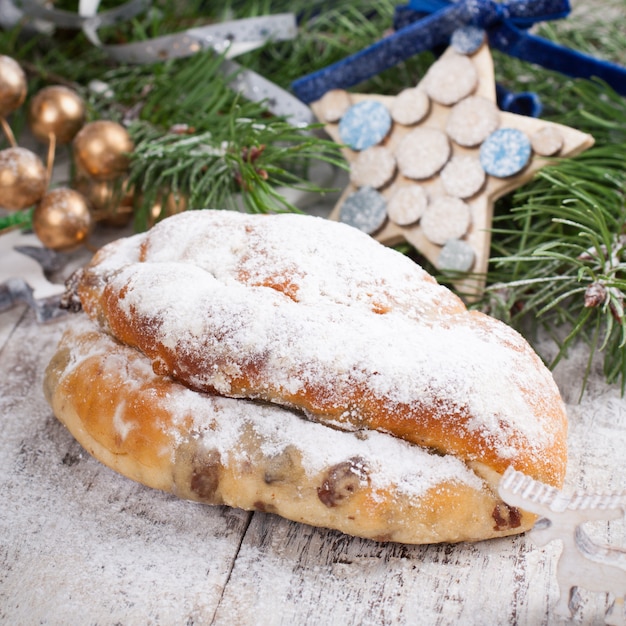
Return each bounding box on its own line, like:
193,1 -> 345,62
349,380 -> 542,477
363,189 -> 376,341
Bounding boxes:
117,49 -> 346,228
479,143 -> 626,392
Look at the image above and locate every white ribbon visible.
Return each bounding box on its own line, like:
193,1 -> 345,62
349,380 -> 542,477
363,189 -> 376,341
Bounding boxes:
3,0 -> 314,125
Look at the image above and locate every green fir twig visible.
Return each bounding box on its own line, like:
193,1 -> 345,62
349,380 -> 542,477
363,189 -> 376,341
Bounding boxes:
0,208 -> 33,233
480,142 -> 626,393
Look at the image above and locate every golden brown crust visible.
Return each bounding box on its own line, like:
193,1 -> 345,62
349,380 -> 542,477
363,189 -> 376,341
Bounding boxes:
84,283 -> 567,485
45,320 -> 537,544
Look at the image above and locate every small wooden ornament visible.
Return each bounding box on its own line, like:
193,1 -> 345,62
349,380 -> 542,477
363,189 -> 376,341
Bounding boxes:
311,38 -> 595,299
499,467 -> 626,626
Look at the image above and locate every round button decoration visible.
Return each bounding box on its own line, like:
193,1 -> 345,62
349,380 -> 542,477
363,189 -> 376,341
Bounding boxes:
339,100 -> 392,151
386,185 -> 428,226
423,54 -> 478,106
451,26 -> 486,55
446,96 -> 500,147
339,186 -> 387,234
390,88 -> 430,126
420,196 -> 472,245
479,128 -> 532,178
318,89 -> 352,123
350,146 -> 396,189
440,156 -> 486,199
395,127 -> 450,180
531,126 -> 564,156
438,239 -> 476,273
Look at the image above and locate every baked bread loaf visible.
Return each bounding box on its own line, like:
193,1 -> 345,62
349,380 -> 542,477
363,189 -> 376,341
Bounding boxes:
46,209 -> 568,544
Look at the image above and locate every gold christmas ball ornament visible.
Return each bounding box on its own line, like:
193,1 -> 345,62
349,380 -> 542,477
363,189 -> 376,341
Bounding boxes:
32,187 -> 93,252
0,55 -> 27,118
28,85 -> 86,144
147,189 -> 188,227
73,175 -> 134,226
73,120 -> 134,180
0,146 -> 48,211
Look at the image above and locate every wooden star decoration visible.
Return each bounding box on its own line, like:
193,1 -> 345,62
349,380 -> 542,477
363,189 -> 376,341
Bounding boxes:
311,36 -> 595,299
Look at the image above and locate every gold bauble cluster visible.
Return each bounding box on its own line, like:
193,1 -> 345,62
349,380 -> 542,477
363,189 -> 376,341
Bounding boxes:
0,54 -> 135,251
146,189 -> 188,227
74,120 -> 133,180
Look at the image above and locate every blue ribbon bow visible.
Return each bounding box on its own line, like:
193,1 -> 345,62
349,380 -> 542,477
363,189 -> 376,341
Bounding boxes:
292,0 -> 626,105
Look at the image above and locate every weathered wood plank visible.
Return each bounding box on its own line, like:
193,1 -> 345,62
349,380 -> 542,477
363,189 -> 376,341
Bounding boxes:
1,303 -> 625,625
212,513 -> 553,625
0,306 -> 26,352
0,313 -> 248,625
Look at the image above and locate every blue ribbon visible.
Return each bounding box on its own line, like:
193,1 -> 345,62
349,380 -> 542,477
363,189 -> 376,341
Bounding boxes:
292,0 -> 626,104
496,85 -> 542,118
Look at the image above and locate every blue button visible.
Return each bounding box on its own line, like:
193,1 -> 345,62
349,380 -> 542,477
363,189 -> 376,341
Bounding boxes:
480,128 -> 532,178
339,186 -> 387,234
438,239 -> 476,273
451,26 -> 486,55
339,100 -> 392,151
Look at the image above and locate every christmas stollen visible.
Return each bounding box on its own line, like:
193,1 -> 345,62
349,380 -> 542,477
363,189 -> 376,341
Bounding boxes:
45,210 -> 568,543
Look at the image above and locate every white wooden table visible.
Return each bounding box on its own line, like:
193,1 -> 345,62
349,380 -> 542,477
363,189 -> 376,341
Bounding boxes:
1,228 -> 625,626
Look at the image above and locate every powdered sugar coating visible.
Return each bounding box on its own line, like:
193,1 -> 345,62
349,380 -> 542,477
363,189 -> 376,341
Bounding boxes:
139,210 -> 460,319
80,210 -> 566,480
109,261 -> 553,449
65,316 -> 486,501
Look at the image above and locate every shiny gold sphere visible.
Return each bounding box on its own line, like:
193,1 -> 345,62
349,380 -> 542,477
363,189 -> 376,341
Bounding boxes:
0,147 -> 48,211
73,175 -> 134,226
28,85 -> 86,144
0,55 -> 27,118
147,189 -> 188,227
73,120 -> 134,180
33,188 -> 93,251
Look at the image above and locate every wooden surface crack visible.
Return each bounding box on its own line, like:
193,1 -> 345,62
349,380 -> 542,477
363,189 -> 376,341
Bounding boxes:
209,510 -> 255,625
